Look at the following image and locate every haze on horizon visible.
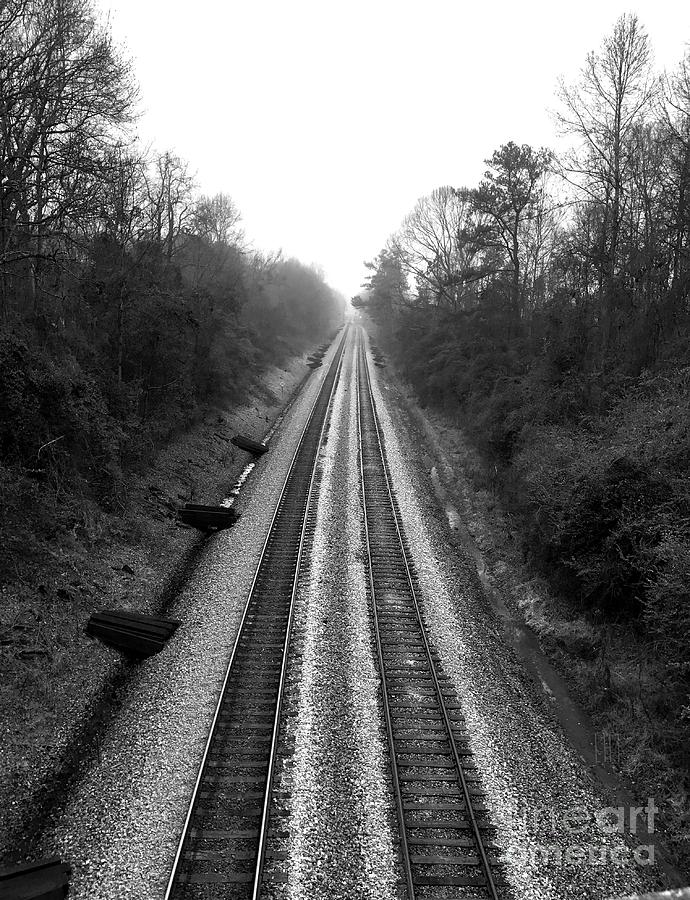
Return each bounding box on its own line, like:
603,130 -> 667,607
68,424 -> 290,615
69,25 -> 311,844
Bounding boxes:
96,0 -> 690,299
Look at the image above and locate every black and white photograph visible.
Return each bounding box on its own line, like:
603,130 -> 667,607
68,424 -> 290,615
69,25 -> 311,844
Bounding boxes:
1,1 -> 690,898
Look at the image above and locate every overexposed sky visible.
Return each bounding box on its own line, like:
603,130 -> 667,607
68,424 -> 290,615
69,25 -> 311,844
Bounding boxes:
95,0 -> 690,298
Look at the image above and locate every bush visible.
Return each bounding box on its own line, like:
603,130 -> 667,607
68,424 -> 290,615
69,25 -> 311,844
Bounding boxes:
470,377 -> 527,462
0,463 -> 58,579
549,457 -> 673,614
645,537 -> 690,695
0,330 -> 123,497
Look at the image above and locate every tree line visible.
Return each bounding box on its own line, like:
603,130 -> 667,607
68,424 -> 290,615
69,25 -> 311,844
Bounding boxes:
357,14 -> 690,771
360,14 -> 690,369
0,0 -> 342,515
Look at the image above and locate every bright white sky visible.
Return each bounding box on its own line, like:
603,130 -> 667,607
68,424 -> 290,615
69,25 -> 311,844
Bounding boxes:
95,0 -> 690,298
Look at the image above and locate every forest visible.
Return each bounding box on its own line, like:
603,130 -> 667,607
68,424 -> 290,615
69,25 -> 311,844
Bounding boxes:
356,13 -> 690,851
0,0 -> 342,582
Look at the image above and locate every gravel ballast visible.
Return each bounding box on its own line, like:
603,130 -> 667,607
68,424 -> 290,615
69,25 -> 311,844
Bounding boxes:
266,336 -> 400,899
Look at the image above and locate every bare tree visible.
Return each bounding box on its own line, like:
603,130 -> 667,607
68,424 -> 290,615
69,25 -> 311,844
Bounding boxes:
393,186 -> 494,310
0,0 -> 138,318
660,50 -> 690,298
471,142 -> 553,318
90,146 -> 150,383
145,151 -> 195,260
556,14 -> 656,347
191,193 -> 244,246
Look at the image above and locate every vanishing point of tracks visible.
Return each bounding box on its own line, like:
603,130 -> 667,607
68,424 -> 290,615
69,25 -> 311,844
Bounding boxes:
166,325 -> 502,899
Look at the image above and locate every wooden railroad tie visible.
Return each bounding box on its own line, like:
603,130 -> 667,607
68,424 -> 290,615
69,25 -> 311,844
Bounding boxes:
85,610 -> 181,658
231,434 -> 268,456
0,856 -> 70,899
177,503 -> 240,532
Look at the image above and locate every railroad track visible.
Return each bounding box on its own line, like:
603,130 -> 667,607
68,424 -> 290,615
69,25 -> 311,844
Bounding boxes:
356,329 -> 503,899
164,327 -> 349,900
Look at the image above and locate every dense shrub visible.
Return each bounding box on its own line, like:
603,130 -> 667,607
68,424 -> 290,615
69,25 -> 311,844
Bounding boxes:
386,311 -> 690,630
544,456 -> 673,614
645,537 -> 690,684
0,464 -> 58,574
0,331 -> 123,497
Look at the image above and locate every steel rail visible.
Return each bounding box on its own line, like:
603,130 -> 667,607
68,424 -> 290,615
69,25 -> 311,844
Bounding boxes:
357,326 -> 500,899
164,325 -> 349,899
355,329 -> 416,899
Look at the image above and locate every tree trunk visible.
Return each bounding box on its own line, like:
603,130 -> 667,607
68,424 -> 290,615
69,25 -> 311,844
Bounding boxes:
117,283 -> 125,384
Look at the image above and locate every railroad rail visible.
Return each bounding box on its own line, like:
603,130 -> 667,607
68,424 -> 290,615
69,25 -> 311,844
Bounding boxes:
164,326 -> 349,900
356,328 -> 503,899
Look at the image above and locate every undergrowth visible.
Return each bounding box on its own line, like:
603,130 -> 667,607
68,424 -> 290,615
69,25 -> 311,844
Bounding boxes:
382,311 -> 690,878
